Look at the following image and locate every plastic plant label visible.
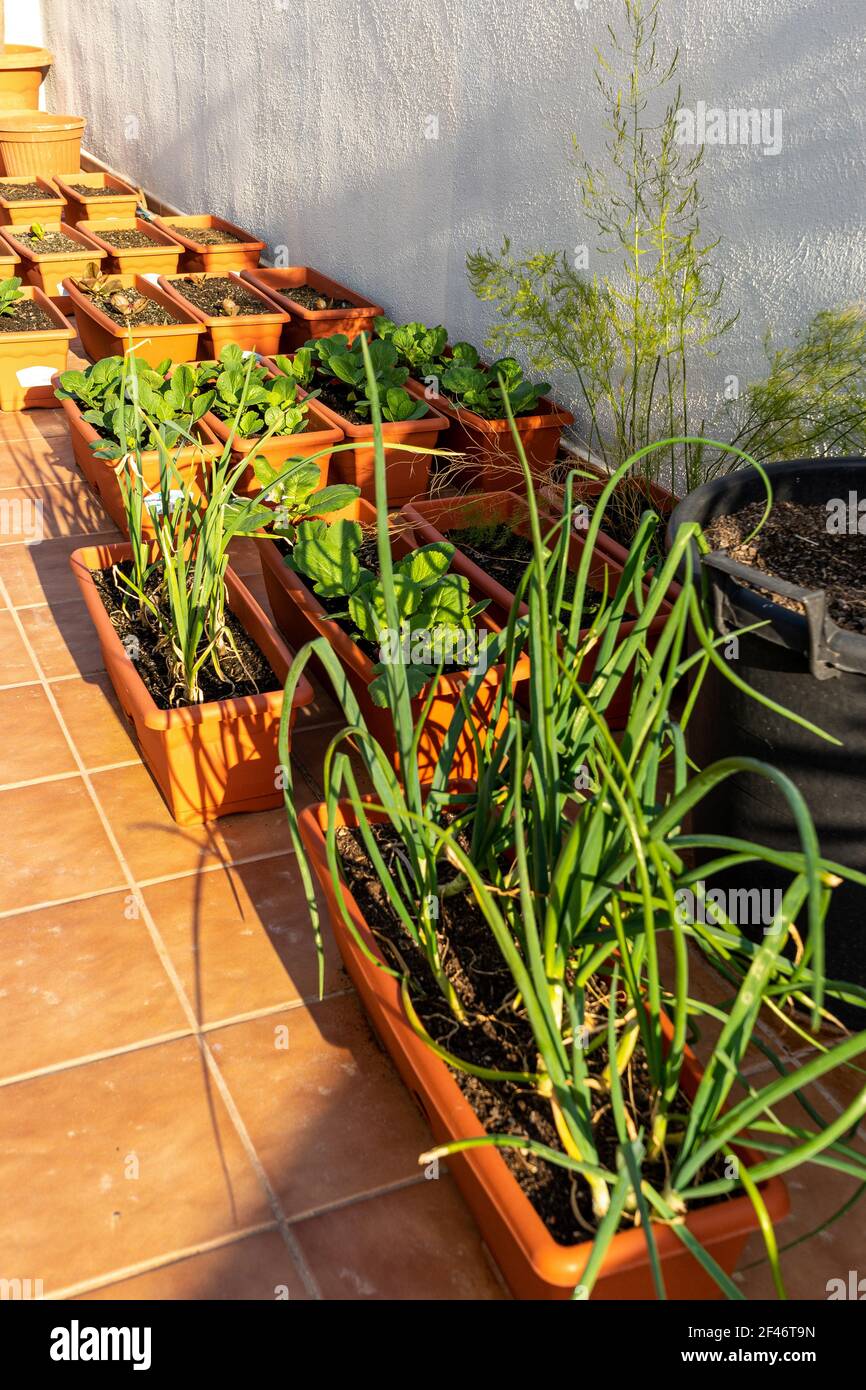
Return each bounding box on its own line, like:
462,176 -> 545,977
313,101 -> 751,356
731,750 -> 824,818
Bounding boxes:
144,489 -> 185,517
16,365 -> 55,387
140,273 -> 161,286
56,281 -> 68,295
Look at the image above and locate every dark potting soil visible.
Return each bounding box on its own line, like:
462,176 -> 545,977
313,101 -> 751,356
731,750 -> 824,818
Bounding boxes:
92,564 -> 278,709
171,225 -> 244,246
76,284 -> 180,327
0,181 -> 61,202
283,282 -> 353,311
315,382 -> 371,427
100,228 -> 164,250
68,183 -> 131,199
447,521 -> 599,616
0,299 -> 59,333
337,823 -> 729,1244
15,230 -> 86,255
704,499 -> 866,635
166,275 -> 267,317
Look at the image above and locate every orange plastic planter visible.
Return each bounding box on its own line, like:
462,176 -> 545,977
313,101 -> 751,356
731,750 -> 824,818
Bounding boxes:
543,473 -> 678,570
152,214 -> 265,272
0,233 -> 19,278
0,113 -> 84,177
0,174 -> 65,225
258,498 -> 518,782
259,356 -> 448,506
0,46 -> 54,112
405,375 -> 574,492
76,217 -> 184,276
70,541 -> 314,825
300,795 -> 790,1300
53,171 -> 139,226
55,386 -> 219,536
198,385 -> 343,497
240,266 -> 384,350
401,490 -> 673,728
3,220 -> 103,302
0,287 -> 73,411
158,271 -> 289,357
62,272 -> 206,366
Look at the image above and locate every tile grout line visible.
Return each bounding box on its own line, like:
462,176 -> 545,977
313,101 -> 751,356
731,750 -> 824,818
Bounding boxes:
0,987 -> 355,1090
43,1222 -> 281,1301
0,758 -> 142,794
0,571 -> 324,1301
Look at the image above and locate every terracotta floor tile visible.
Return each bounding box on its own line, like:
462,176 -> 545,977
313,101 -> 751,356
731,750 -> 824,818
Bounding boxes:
0,534 -> 119,609
0,683 -> 77,785
293,1177 -> 506,1300
207,995 -> 431,1218
0,777 -> 123,913
735,1084 -> 866,1300
75,1229 -> 310,1301
18,599 -> 104,678
0,434 -> 79,490
0,608 -> 38,685
0,1037 -> 270,1291
51,673 -> 137,768
142,854 -> 341,1025
0,482 -> 110,543
0,408 -> 70,446
90,761 -> 304,882
0,891 -> 188,1079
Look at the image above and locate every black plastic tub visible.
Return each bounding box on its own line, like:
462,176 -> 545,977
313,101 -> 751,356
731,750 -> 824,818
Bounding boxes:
666,457 -> 866,1019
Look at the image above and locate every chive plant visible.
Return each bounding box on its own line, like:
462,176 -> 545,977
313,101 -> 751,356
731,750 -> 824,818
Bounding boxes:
278,339 -> 866,1297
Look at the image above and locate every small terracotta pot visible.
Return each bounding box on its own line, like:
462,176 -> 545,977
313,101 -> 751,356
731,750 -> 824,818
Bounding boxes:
62,272 -> 206,366
0,174 -> 65,225
158,270 -> 289,357
405,375 -> 574,492
55,385 -> 219,536
152,214 -> 265,273
0,112 -> 85,177
2,220 -> 104,303
70,540 -> 314,825
240,266 -> 384,351
542,474 -> 680,592
75,217 -> 184,276
259,356 -> 448,506
300,794 -> 790,1300
0,46 -> 54,112
400,490 -> 673,728
258,497 -> 521,782
198,383 -> 343,497
0,286 -> 73,411
52,171 -> 139,226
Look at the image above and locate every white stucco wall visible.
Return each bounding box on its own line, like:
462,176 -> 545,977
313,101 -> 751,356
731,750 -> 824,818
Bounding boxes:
22,0 -> 866,439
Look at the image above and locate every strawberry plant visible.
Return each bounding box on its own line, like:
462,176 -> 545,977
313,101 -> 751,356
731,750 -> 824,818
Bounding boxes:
252,456 -> 359,542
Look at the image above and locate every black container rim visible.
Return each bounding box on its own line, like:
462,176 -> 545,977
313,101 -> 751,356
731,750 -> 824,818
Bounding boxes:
665,455 -> 866,676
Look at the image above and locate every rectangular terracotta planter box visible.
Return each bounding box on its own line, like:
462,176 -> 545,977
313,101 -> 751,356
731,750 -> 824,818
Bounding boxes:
0,234 -> 19,277
158,270 -> 289,357
300,795 -> 790,1300
3,220 -> 104,301
545,473 -> 677,559
0,286 -> 73,411
52,170 -> 139,226
152,214 -> 265,273
54,382 -> 220,537
0,173 -> 65,225
70,540 -> 314,825
76,216 -> 184,276
401,489 -> 673,729
259,355 -> 448,506
198,381 -> 343,497
258,496 -> 521,783
61,272 -> 206,367
240,266 -> 384,351
405,374 -> 574,492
